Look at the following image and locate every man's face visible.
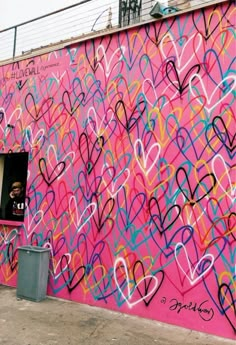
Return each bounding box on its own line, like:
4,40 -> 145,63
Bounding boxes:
11,184 -> 23,197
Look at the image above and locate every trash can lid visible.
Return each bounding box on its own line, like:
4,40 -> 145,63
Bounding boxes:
18,245 -> 51,253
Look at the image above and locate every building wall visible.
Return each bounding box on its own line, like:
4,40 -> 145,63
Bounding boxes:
0,1 -> 235,339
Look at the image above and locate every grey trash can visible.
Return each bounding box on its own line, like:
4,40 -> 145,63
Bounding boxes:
17,246 -> 50,302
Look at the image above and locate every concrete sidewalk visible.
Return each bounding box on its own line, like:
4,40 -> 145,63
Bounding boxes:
0,285 -> 234,345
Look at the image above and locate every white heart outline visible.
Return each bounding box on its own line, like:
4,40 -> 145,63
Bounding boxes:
114,257 -> 159,308
23,208 -> 44,239
0,228 -> 18,244
178,194 -> 207,227
25,125 -> 45,148
50,253 -> 71,279
46,144 -> 75,180
189,74 -> 236,113
102,164 -> 130,198
134,138 -> 161,176
96,44 -> 125,77
51,71 -> 66,84
69,195 -> 97,235
87,106 -> 114,137
175,242 -> 214,285
0,106 -> 22,137
142,78 -> 179,108
160,32 -> 203,73
212,154 -> 235,203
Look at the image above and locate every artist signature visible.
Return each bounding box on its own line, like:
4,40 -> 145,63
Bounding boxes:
163,298 -> 214,321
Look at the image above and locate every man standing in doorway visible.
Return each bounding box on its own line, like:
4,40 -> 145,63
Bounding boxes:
5,181 -> 25,221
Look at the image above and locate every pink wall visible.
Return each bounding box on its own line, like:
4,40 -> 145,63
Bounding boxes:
0,1 -> 235,340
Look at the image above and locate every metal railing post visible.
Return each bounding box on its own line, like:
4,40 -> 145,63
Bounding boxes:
118,0 -> 123,27
13,26 -> 17,59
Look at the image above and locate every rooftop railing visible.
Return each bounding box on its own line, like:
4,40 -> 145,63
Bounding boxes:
0,0 -> 229,63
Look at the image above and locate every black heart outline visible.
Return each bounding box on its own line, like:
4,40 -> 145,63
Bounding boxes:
227,212 -> 236,240
148,196 -> 181,234
176,167 -> 216,205
85,35 -> 112,73
165,60 -> 200,95
144,17 -> 176,48
60,254 -> 86,293
25,92 -> 54,121
114,98 -> 147,132
7,243 -> 18,272
78,132 -> 104,175
92,194 -> 115,232
0,110 -> 4,124
212,116 -> 236,155
44,229 -> 66,256
133,260 -> 164,307
218,283 -> 236,333
39,158 -> 66,186
192,2 -> 233,40
62,90 -> 85,116
77,170 -> 102,202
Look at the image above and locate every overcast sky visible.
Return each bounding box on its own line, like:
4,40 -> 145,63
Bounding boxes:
0,0 -> 118,59
0,0 -> 91,29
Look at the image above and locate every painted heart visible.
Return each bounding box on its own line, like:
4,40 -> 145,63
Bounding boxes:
1,92 -> 13,111
114,257 -> 160,308
114,97 -> 147,133
25,92 -> 54,121
134,139 -> 161,176
160,33 -> 203,73
104,168 -> 130,199
44,230 -> 66,257
227,212 -> 236,241
22,209 -> 44,239
69,196 -> 97,245
192,2 -> 233,40
62,90 -> 85,116
46,102 -> 68,130
77,170 -> 102,202
212,154 -> 235,203
176,166 -> 217,205
7,242 -> 18,272
88,106 -> 114,138
212,116 -> 236,159
46,144 -> 74,178
151,224 -> 194,259
39,158 -> 66,186
96,44 -> 124,78
60,254 -> 86,293
91,194 -> 115,236
175,126 -> 214,165
148,196 -> 181,234
166,60 -> 200,95
218,283 -> 236,333
114,76 -> 142,111
116,188 -> 148,231
175,242 -> 215,285
85,36 -> 112,73
25,125 -> 45,151
50,253 -> 71,280
0,228 -> 19,244
133,260 -> 164,306
118,29 -> 145,70
189,74 -> 236,113
79,132 -> 104,175
203,40 -> 235,87
50,181 -> 72,218
77,233 -> 108,271
144,17 -> 176,48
